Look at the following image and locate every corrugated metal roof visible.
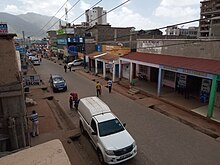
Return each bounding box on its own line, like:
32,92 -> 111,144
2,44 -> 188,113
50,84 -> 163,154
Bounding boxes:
86,51 -> 120,62
86,52 -> 103,59
121,52 -> 220,75
99,54 -> 119,61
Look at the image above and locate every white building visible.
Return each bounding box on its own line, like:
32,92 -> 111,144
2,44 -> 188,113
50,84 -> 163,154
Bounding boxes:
85,7 -> 107,27
166,26 -> 198,38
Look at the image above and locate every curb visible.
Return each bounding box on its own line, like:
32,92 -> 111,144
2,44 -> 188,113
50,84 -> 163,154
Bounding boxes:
153,106 -> 220,138
52,98 -> 77,130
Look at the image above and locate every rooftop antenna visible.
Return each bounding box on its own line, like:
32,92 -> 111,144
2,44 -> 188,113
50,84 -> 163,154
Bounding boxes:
65,1 -> 68,26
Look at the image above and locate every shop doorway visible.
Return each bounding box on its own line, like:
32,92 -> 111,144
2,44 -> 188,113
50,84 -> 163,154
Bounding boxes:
150,67 -> 159,82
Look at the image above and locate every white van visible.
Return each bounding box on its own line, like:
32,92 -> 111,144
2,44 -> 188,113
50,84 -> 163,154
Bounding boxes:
78,96 -> 137,164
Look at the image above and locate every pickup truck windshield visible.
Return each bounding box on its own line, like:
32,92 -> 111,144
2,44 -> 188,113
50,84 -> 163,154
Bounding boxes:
98,119 -> 125,137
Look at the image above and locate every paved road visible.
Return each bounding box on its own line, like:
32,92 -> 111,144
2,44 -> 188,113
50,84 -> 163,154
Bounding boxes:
35,59 -> 220,165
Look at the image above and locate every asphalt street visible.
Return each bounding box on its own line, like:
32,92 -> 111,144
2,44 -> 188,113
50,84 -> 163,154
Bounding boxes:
34,59 -> 220,165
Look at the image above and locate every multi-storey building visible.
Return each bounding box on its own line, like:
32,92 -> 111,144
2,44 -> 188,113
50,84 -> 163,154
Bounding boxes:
166,26 -> 198,38
200,0 -> 220,38
85,7 -> 108,27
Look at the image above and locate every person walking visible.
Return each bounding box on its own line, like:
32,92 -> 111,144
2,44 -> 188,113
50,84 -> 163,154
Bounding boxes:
74,99 -> 80,110
69,95 -> 73,109
70,92 -> 78,110
96,81 -> 102,97
68,65 -> 72,72
107,79 -> 113,93
30,110 -> 39,137
64,64 -> 67,72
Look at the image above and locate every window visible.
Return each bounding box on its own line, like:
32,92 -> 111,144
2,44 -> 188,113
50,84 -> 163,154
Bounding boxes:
98,119 -> 124,137
91,119 -> 97,133
139,65 -> 148,73
163,70 -> 175,81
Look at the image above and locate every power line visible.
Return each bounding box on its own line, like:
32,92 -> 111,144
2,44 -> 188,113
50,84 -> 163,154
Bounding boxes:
31,0 -> 69,37
38,0 -> 81,37
136,39 -> 220,49
92,16 -> 215,43
158,18 -> 203,30
88,0 -> 130,25
70,0 -> 103,24
84,0 -> 131,38
46,0 -> 80,31
37,0 -> 129,37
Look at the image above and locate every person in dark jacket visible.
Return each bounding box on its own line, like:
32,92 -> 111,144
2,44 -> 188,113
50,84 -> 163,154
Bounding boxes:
74,99 -> 80,110
64,64 -> 67,72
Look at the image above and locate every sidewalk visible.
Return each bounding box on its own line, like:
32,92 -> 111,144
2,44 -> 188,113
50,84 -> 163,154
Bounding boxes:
76,68 -> 220,139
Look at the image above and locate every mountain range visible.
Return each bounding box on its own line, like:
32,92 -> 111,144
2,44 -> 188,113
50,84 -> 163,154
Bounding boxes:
0,12 -> 61,39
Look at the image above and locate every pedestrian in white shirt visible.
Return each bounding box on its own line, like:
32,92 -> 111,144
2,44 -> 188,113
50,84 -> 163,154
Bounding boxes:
107,79 -> 113,93
30,110 -> 39,137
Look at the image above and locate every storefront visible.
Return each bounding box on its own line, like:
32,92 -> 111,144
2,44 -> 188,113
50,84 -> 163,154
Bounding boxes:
162,65 -> 212,102
119,52 -> 220,117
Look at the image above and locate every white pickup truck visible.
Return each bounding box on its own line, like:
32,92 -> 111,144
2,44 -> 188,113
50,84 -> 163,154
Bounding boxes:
78,96 -> 137,164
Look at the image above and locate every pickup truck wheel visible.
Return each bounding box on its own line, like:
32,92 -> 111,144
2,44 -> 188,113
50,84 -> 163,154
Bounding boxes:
97,149 -> 105,165
80,122 -> 85,135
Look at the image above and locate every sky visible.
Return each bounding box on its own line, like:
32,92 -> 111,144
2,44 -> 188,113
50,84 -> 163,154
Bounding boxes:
1,0 -> 201,31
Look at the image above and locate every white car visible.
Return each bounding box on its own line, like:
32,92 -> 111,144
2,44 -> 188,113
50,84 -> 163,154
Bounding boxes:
31,57 -> 40,65
78,96 -> 137,164
67,59 -> 83,68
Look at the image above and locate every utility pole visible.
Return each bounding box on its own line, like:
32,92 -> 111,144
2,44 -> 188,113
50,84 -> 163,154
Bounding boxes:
22,31 -> 25,47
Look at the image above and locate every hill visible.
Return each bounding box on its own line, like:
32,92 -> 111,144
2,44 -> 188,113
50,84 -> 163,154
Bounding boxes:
0,12 -> 61,39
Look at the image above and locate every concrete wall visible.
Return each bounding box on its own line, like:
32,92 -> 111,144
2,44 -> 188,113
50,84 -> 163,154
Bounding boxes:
0,139 -> 71,165
137,39 -> 220,60
0,34 -> 28,151
0,39 -> 21,86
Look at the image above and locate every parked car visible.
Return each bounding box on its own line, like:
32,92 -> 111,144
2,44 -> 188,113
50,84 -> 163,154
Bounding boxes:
31,57 -> 40,65
67,59 -> 83,68
49,74 -> 67,92
28,54 -> 36,60
78,96 -> 137,164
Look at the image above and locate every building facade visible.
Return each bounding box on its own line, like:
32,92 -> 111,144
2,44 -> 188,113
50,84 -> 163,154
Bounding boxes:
137,39 -> 220,60
166,26 -> 198,38
85,7 -> 107,27
200,0 -> 220,38
0,33 -> 28,152
119,52 -> 220,118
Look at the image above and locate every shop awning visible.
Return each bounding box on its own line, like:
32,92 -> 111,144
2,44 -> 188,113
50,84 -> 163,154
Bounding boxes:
121,52 -> 220,75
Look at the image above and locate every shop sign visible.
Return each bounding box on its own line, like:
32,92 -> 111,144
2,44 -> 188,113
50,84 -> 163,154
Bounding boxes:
162,65 -> 212,79
67,37 -> 85,43
0,23 -> 8,33
96,44 -> 102,52
57,29 -> 65,35
57,39 -> 67,45
182,69 -> 208,77
106,63 -> 113,68
23,74 -> 40,86
163,65 -> 178,71
177,74 -> 187,88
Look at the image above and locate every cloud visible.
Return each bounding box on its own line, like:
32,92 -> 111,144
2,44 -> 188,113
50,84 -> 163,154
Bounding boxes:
160,0 -> 200,7
154,0 -> 200,26
3,0 -> 71,17
4,5 -> 23,15
108,7 -> 156,30
155,6 -> 198,18
80,1 -> 91,11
